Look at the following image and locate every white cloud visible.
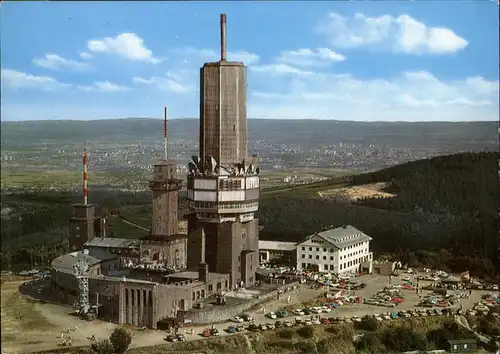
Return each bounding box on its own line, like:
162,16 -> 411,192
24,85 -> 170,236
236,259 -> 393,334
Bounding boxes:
174,47 -> 260,65
79,52 -> 94,60
87,33 -> 163,64
278,48 -> 345,67
32,54 -> 89,71
1,68 -> 130,93
317,12 -> 468,54
250,70 -> 498,121
1,69 -> 71,91
78,81 -> 132,92
133,72 -> 195,94
250,64 -> 315,76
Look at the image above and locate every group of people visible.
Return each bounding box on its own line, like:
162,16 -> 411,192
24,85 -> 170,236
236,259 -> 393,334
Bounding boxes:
60,326 -> 79,347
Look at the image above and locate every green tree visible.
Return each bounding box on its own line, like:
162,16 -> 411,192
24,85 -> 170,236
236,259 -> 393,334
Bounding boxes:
109,327 -> 132,353
91,339 -> 115,354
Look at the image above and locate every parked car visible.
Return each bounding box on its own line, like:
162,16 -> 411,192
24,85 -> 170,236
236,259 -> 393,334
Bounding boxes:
293,309 -> 305,316
267,312 -> 277,319
303,308 -> 313,315
321,306 -> 332,313
165,335 -> 177,342
248,324 -> 259,332
276,310 -> 289,318
321,318 -> 330,325
312,318 -> 321,325
233,316 -> 244,323
211,328 -> 220,337
283,321 -> 293,327
241,314 -> 253,322
176,334 -> 186,341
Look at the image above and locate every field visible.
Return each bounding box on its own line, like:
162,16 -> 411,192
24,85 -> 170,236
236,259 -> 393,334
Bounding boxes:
1,279 -> 118,354
1,169 -> 147,189
318,182 -> 396,201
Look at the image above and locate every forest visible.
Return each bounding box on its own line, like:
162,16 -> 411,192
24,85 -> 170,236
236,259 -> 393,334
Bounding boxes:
1,152 -> 498,279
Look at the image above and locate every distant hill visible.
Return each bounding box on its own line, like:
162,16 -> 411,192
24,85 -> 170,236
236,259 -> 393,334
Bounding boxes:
1,118 -> 497,150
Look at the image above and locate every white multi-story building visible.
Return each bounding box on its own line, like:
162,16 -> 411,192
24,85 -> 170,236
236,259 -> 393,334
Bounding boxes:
296,225 -> 373,274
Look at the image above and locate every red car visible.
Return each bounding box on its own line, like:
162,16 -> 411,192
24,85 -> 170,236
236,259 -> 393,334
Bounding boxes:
321,318 -> 330,325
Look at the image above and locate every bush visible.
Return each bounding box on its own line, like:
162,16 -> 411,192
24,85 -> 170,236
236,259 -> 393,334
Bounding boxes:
269,341 -> 295,350
279,329 -> 294,339
109,327 -> 132,353
297,326 -> 315,339
316,338 -> 335,353
427,328 -> 454,350
357,317 -> 379,331
383,327 -> 428,352
356,332 -> 385,353
477,314 -> 500,336
295,342 -> 318,354
91,339 -> 115,354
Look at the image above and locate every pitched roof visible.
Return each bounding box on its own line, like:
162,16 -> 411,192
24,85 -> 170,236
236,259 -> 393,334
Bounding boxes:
301,225 -> 372,249
51,250 -> 115,273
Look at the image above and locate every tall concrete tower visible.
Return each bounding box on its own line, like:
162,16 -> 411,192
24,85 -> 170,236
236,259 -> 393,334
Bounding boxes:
187,14 -> 260,289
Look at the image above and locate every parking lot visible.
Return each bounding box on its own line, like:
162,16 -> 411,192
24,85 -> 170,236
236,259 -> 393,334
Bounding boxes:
2,272 -> 495,352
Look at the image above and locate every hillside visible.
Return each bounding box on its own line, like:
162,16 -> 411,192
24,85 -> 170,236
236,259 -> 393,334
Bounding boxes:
1,119 -> 498,150
1,152 -> 497,278
258,152 -> 498,277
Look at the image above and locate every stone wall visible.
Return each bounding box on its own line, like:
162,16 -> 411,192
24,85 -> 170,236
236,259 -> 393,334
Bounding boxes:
186,281 -> 299,324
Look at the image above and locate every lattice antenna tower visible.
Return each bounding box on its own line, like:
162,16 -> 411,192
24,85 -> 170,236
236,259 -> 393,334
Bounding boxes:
73,249 -> 91,314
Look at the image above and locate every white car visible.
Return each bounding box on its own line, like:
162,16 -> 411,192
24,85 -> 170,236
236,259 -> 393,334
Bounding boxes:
310,307 -> 322,314
321,306 -> 332,313
312,318 -> 321,325
293,309 -> 305,316
267,312 -> 277,319
233,316 -> 244,323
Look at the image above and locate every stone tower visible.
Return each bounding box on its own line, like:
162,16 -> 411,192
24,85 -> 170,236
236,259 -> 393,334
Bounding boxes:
149,159 -> 182,237
69,204 -> 96,251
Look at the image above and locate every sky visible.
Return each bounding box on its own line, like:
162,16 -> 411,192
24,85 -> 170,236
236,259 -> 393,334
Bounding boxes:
1,1 -> 499,122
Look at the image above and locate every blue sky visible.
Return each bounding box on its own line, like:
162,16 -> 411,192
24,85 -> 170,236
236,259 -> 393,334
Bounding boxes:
1,1 -> 498,121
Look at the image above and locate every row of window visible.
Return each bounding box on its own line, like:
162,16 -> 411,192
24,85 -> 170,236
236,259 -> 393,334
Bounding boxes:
219,179 -> 242,191
302,254 -> 335,261
190,201 -> 258,210
301,242 -> 368,254
302,263 -> 336,271
301,247 -> 335,253
341,248 -> 368,260
339,255 -> 371,270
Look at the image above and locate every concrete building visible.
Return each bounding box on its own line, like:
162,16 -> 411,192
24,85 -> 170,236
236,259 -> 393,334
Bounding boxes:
186,14 -> 260,289
50,14 -> 264,330
296,225 -> 373,273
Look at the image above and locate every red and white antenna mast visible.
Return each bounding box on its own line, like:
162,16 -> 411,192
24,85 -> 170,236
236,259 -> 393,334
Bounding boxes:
83,141 -> 88,205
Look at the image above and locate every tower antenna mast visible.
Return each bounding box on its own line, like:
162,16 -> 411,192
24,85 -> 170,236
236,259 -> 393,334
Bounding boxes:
164,106 -> 168,159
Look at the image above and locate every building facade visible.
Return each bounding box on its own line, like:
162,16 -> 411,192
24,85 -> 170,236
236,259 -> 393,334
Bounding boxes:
296,225 -> 373,274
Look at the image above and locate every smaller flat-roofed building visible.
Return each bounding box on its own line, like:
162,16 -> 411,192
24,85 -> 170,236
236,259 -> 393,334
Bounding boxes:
258,240 -> 297,265
296,225 -> 373,274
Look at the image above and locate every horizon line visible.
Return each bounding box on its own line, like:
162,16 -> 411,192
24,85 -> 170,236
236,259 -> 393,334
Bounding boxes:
1,117 -> 497,124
